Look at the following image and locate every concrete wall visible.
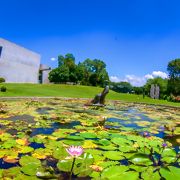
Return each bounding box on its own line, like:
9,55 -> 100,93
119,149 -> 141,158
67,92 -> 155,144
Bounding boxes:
42,70 -> 51,84
0,38 -> 41,83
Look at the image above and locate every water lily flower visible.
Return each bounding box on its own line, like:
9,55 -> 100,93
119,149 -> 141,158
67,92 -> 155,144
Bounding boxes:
66,146 -> 84,157
66,146 -> 84,180
162,142 -> 167,148
143,131 -> 150,137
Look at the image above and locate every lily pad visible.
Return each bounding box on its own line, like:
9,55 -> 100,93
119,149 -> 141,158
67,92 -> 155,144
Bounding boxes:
104,151 -> 124,160
129,153 -> 152,166
160,166 -> 180,179
101,165 -> 129,179
79,132 -> 97,139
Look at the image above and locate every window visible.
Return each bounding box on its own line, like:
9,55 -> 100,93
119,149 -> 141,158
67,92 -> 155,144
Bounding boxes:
0,46 -> 2,58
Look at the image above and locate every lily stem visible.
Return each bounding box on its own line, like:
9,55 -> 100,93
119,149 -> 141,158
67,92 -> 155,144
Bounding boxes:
70,157 -> 76,180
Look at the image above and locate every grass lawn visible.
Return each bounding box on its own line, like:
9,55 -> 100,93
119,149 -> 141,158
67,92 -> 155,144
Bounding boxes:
0,83 -> 179,107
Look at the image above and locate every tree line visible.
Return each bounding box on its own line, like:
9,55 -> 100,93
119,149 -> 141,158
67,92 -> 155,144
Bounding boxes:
49,55 -> 180,101
109,59 -> 180,101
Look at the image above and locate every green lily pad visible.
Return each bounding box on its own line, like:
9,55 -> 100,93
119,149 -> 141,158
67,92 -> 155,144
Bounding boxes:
162,148 -> 177,157
98,161 -> 119,168
19,156 -> 41,167
79,132 -> 97,139
104,151 -> 124,160
57,159 -> 73,172
115,171 -> 139,180
21,164 -> 40,176
53,147 -> 68,159
141,167 -> 161,180
62,139 -> 84,146
162,156 -> 177,163
89,171 -> 100,178
95,139 -> 111,146
160,166 -> 180,179
66,135 -> 85,141
2,167 -> 21,178
119,145 -> 136,152
129,153 -> 152,166
111,137 -> 132,146
99,145 -> 117,150
19,146 -> 34,153
129,165 -> 148,172
2,139 -> 16,149
101,165 -> 129,179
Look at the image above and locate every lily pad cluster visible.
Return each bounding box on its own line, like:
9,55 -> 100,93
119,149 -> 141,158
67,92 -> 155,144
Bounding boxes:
0,98 -> 179,179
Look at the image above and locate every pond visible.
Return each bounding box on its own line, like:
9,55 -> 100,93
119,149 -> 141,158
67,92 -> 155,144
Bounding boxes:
0,98 -> 179,179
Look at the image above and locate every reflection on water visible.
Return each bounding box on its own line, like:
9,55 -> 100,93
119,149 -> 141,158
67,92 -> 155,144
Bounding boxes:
36,107 -> 54,114
0,159 -> 19,169
30,121 -> 81,136
29,142 -> 45,149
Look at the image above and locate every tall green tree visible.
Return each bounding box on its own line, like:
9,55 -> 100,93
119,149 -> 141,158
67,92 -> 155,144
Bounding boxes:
167,59 -> 180,96
57,53 -> 77,82
80,59 -> 109,86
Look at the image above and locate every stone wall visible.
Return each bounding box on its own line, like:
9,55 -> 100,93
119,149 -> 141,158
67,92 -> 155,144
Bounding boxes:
0,38 -> 41,83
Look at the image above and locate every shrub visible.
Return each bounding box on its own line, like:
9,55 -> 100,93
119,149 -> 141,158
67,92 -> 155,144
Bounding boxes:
0,77 -> 5,83
1,86 -> 7,92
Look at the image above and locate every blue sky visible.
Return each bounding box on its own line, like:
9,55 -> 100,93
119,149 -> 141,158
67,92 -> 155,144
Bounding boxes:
1,0 -> 180,86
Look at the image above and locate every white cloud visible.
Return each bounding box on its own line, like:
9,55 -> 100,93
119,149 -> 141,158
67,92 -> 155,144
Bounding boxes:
151,71 -> 168,79
110,75 -> 145,86
124,75 -> 146,86
110,76 -> 121,82
110,71 -> 168,87
50,57 -> 56,61
144,74 -> 154,79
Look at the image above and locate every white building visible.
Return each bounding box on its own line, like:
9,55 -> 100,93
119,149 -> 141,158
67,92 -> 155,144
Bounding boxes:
0,38 -> 43,83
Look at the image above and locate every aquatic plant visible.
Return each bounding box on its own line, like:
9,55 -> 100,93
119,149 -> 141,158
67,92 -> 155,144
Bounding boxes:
66,146 -> 84,179
0,99 -> 179,179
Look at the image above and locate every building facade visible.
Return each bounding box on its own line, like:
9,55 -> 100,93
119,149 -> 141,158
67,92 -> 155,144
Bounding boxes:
0,38 -> 41,83
39,64 -> 51,84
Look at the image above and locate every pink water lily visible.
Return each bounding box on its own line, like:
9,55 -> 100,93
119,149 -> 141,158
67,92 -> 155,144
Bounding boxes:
66,146 -> 84,157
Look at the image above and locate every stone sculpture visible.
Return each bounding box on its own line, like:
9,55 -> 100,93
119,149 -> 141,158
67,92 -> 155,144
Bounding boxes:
90,85 -> 109,106
150,84 -> 160,99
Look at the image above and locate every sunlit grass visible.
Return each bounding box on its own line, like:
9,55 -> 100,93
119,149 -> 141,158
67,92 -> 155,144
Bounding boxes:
0,83 -> 179,107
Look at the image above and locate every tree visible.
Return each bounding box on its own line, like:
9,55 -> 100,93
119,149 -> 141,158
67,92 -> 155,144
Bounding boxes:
167,59 -> 180,96
133,86 -> 144,95
48,65 -> 69,83
80,59 -> 109,86
57,53 -> 77,82
49,54 -> 109,86
144,77 -> 168,98
110,82 -> 133,93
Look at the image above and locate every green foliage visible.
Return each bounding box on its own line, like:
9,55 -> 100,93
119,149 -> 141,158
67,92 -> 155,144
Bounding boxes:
57,153 -> 94,177
129,153 -> 153,166
48,65 -> 69,83
0,98 -> 179,179
0,86 -> 7,92
110,81 -> 133,93
167,59 -> 180,96
144,77 -> 168,98
78,58 -> 109,87
0,77 -> 5,83
49,54 -> 109,87
133,86 -> 144,95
